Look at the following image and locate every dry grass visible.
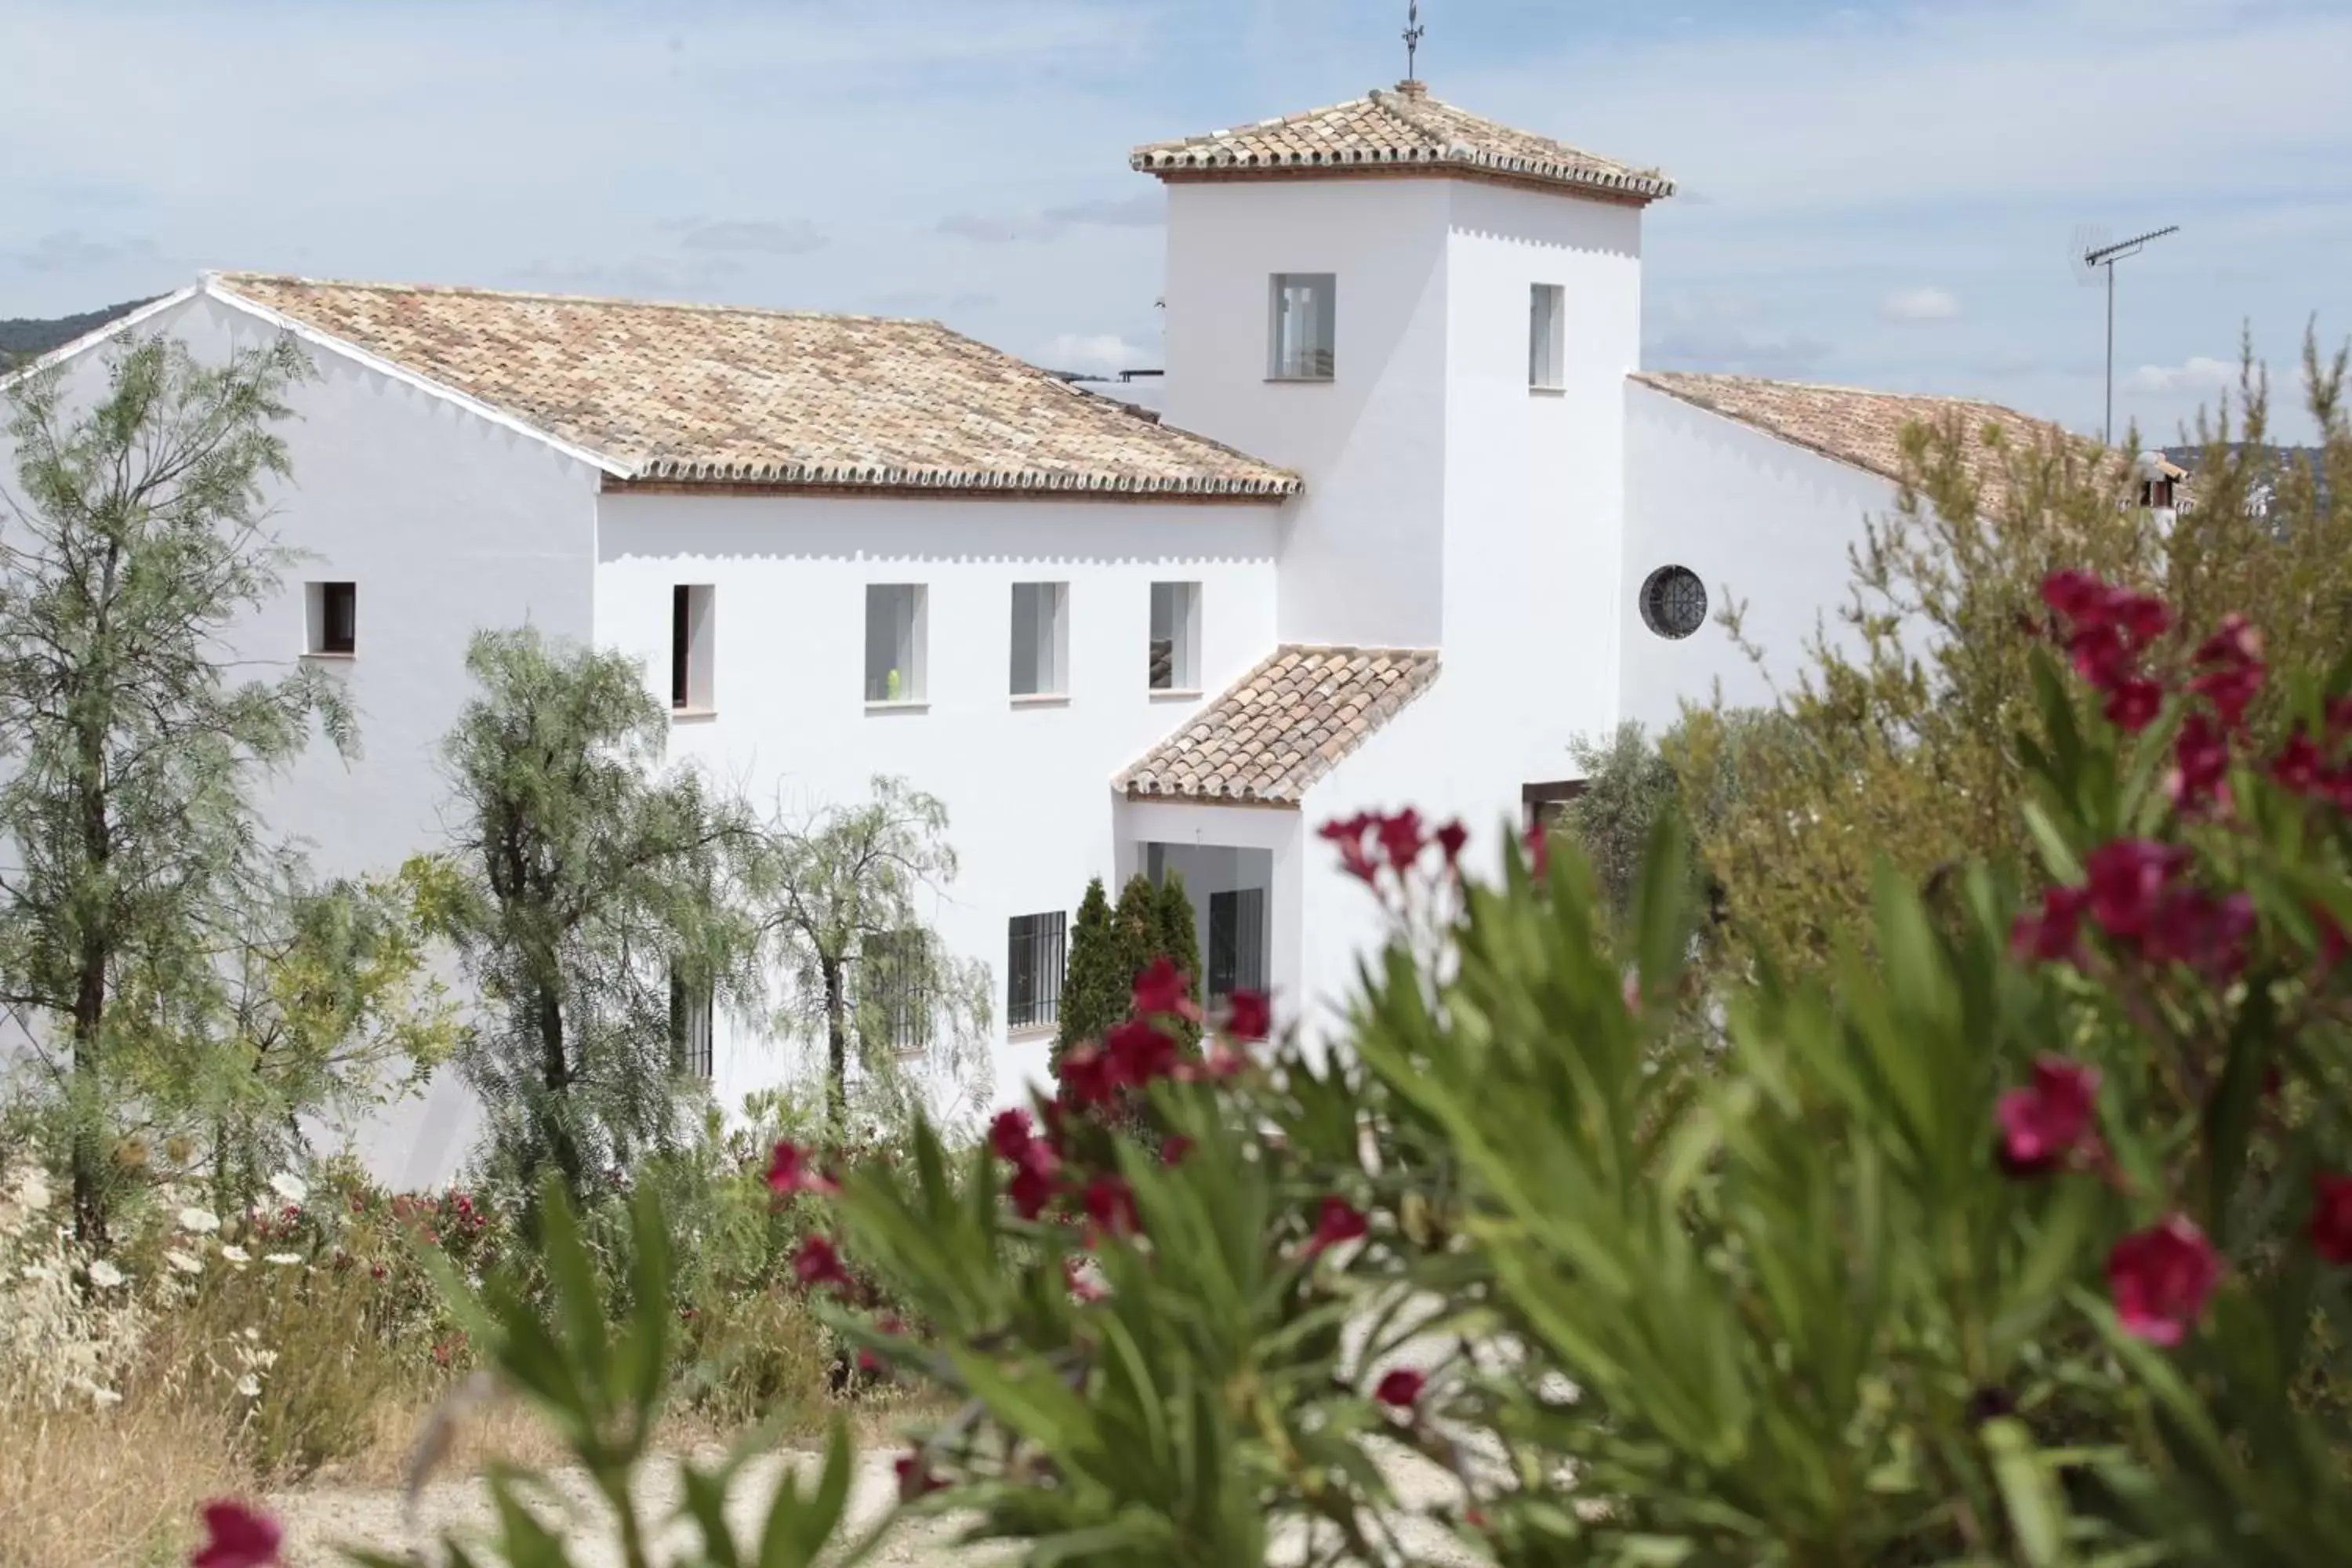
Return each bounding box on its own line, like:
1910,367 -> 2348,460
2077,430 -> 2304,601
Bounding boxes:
0,1394 -> 246,1568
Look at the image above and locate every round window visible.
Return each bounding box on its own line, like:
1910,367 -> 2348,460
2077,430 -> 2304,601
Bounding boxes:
1639,566 -> 1708,640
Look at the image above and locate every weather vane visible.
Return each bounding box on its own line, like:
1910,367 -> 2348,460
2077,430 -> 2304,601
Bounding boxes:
1403,1 -> 1425,82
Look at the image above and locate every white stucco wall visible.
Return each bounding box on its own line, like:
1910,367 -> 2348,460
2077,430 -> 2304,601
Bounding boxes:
1619,382 -> 1900,733
593,491 -> 1281,1116
1160,179 -> 1451,650
1441,181 -> 1645,788
0,290 -> 605,1189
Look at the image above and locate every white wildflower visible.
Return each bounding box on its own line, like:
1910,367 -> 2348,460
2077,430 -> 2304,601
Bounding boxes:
234,1373 -> 261,1399
241,1327 -> 260,1342
176,1207 -> 220,1235
264,1252 -> 300,1267
89,1387 -> 123,1407
267,1171 -> 308,1205
218,1244 -> 250,1265
86,1260 -> 125,1290
249,1349 -> 279,1370
164,1249 -> 202,1275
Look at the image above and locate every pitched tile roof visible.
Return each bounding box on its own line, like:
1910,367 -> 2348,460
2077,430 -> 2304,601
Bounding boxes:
1119,645 -> 1441,806
1631,371 -> 2084,514
209,273 -> 1298,499
1133,82 -> 1673,203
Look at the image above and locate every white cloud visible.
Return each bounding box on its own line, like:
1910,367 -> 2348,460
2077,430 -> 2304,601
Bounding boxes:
1040,332 -> 1152,374
1878,286 -> 1962,324
2128,356 -> 2238,394
665,219 -> 828,256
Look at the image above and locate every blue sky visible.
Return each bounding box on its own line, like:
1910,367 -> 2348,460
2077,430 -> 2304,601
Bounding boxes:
3,0 -> 2347,441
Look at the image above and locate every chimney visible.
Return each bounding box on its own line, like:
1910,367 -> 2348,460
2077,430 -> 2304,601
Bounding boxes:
1395,78 -> 1428,100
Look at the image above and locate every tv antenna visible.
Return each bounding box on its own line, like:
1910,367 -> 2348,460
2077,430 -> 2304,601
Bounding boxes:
2073,222 -> 2180,445
1403,2 -> 1426,83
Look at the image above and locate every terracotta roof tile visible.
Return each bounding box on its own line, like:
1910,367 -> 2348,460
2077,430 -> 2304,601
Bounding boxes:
1119,645 -> 1440,805
1632,371 -> 2085,514
1133,83 -> 1672,203
211,273 -> 1298,499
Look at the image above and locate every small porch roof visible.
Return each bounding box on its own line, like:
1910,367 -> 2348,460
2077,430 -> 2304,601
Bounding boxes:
1117,644 -> 1439,806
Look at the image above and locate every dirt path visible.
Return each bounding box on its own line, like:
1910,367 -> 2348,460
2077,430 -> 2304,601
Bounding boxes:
270,1446 -> 1485,1566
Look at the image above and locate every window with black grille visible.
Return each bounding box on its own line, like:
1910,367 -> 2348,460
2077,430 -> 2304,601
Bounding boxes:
1639,565 -> 1708,640
860,930 -> 934,1058
1007,911 -> 1066,1030
1207,888 -> 1265,1000
668,971 -> 713,1080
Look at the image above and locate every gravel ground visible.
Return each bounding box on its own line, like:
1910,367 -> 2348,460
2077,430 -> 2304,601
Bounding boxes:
270,1444 -> 1486,1567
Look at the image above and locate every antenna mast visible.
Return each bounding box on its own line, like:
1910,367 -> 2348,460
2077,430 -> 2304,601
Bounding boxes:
2082,223 -> 2180,445
1403,2 -> 1425,83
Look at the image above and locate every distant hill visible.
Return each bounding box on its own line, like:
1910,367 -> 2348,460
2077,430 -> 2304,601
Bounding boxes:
0,299 -> 158,368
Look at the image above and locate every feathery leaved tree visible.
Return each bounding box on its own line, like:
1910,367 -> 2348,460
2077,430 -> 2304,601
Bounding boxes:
1685,333 -> 2352,978
1051,875 -> 1123,1078
747,775 -> 991,1142
0,333 -> 355,1244
431,627 -> 757,1196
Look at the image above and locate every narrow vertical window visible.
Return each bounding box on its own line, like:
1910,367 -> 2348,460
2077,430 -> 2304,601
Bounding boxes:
1149,581 -> 1200,692
1530,283 -> 1565,390
1010,582 -> 1069,698
1208,887 -> 1266,1000
866,584 -> 927,704
1007,911 -> 1067,1030
1269,273 -> 1336,380
671,584 -> 714,710
859,929 -> 933,1058
668,971 -> 713,1080
307,582 -> 358,655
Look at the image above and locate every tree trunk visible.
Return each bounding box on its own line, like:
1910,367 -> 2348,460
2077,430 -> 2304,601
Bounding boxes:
824,958 -> 848,1144
535,984 -> 583,1191
69,715 -> 111,1250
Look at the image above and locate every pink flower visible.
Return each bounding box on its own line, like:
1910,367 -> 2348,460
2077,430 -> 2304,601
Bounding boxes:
1434,819 -> 1468,866
1160,1135 -> 1193,1167
1131,956 -> 1198,1022
1082,1176 -> 1139,1239
2107,592 -> 2172,650
2082,840 -> 2190,940
2039,570 -> 2111,624
1223,988 -> 1271,1041
765,1141 -> 837,1197
1062,1256 -> 1105,1302
2311,1173 -> 2352,1265
1374,1368 -> 1426,1409
1007,1159 -> 1059,1221
2141,889 -> 2255,978
1376,808 -> 1426,871
2009,886 -> 2086,965
1995,1058 -> 2100,1177
2166,711 -> 2230,811
894,1450 -> 948,1500
2107,1215 -> 2221,1345
988,1109 -> 1034,1164
2103,677 -> 2165,733
1059,1044 -> 1117,1108
1523,819 -> 1551,880
2273,728 -> 2326,795
1319,814 -> 1380,882
1305,1196 -> 1368,1256
793,1236 -> 852,1294
1105,1018 -> 1178,1088
2189,614 -> 2266,729
191,1501 -> 281,1568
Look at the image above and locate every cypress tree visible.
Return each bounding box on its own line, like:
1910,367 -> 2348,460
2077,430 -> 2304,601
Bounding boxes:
1051,877 -> 1124,1079
1152,872 -> 1204,1054
1111,873 -> 1160,992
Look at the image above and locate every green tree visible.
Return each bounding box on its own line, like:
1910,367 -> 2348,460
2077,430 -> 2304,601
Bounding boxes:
1690,337 -> 2352,976
1051,876 -> 1123,1078
0,332 -> 354,1244
431,627 -> 756,1195
1152,869 -> 1203,1051
747,775 -> 991,1142
1111,873 -> 1159,987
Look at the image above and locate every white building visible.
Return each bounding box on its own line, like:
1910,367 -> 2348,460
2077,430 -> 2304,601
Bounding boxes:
10,81 -> 2074,1187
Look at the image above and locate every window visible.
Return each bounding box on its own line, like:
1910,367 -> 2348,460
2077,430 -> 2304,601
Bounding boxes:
1268,273 -> 1336,380
859,930 -> 933,1058
1149,581 -> 1200,692
668,971 -> 713,1080
306,582 -> 357,655
1010,582 -> 1069,698
670,585 -> 714,710
1530,284 -> 1565,390
1007,911 -> 1067,1031
1207,887 -> 1266,1000
1639,565 -> 1708,640
865,584 -> 927,703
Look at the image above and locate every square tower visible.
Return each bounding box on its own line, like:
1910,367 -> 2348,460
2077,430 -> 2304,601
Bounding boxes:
1134,81 -> 1673,776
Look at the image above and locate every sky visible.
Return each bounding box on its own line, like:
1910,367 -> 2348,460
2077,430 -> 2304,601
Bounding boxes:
2,0 -> 2347,443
